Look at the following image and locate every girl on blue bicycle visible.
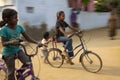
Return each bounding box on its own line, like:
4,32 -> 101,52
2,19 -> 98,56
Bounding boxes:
0,8 -> 41,80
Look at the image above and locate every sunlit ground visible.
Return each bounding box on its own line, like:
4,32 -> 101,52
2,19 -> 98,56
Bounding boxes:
1,27 -> 120,80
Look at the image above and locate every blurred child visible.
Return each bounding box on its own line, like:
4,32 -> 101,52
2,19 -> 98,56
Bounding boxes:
41,32 -> 51,63
70,8 -> 79,28
108,9 -> 117,40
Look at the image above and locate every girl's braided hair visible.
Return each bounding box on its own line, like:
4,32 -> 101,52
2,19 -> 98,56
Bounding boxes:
0,8 -> 17,27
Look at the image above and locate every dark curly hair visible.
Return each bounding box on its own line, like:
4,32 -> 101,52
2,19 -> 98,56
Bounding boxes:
56,11 -> 64,19
43,32 -> 49,40
0,8 -> 17,27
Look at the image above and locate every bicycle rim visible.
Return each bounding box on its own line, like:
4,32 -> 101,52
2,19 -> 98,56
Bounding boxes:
47,49 -> 64,68
81,51 -> 102,73
31,77 -> 40,80
0,68 -> 7,80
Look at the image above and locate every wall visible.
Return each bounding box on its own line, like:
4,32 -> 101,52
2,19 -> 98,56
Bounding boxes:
78,11 -> 110,30
15,0 -> 69,28
15,0 -> 110,30
15,0 -> 46,25
45,0 -> 70,30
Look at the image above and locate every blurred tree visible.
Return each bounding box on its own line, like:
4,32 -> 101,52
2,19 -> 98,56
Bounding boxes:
95,0 -> 111,12
107,0 -> 120,28
94,0 -> 120,28
23,22 -> 47,40
81,0 -> 90,11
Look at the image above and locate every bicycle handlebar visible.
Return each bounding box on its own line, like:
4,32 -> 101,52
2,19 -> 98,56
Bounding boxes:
68,31 -> 83,38
20,44 -> 40,57
18,39 -> 45,57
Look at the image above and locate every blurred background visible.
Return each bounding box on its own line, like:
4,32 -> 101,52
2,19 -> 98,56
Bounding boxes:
0,0 -> 120,40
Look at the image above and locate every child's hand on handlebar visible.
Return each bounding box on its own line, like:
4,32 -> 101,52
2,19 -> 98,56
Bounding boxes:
37,42 -> 48,47
66,34 -> 73,38
76,30 -> 83,34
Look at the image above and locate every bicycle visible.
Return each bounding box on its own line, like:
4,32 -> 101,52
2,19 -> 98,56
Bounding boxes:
46,31 -> 103,73
0,41 -> 42,80
0,55 -> 7,80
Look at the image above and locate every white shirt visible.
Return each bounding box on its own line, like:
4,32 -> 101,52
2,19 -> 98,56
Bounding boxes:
41,38 -> 48,50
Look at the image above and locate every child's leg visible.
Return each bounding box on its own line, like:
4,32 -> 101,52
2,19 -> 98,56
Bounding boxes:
42,50 -> 48,57
57,36 -> 74,57
15,50 -> 30,80
17,50 -> 31,65
3,54 -> 16,80
17,49 -> 31,74
42,50 -> 48,63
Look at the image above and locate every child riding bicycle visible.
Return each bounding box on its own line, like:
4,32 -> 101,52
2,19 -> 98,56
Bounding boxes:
55,11 -> 80,65
0,8 -> 41,80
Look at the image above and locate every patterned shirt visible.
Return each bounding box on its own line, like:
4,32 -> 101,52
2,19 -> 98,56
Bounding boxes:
0,25 -> 25,56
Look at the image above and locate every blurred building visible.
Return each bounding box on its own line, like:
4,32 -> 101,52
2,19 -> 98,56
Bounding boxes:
0,0 -> 110,30
0,0 -> 71,29
68,0 -> 94,11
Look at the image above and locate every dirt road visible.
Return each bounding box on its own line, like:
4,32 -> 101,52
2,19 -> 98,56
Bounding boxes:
2,27 -> 120,80
35,27 -> 120,80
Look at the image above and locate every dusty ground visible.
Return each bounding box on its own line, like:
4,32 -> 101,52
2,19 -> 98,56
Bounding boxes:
1,27 -> 120,80
39,27 -> 120,80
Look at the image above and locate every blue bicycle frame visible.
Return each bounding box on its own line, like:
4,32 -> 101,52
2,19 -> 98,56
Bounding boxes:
16,64 -> 36,80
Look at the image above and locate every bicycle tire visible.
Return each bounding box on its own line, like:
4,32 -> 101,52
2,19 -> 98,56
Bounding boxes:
31,77 -> 40,80
0,69 -> 7,80
80,51 -> 102,73
0,60 -> 7,80
46,48 -> 64,68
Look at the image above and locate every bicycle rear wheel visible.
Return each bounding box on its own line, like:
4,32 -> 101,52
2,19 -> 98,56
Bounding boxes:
47,48 -> 64,68
80,51 -> 102,73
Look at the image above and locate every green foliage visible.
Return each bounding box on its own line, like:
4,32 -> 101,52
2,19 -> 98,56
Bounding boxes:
116,0 -> 120,14
109,0 -> 120,13
81,0 -> 90,6
95,0 -> 111,12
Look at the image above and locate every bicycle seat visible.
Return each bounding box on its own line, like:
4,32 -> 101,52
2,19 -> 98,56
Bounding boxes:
52,36 -> 66,48
52,40 -> 61,43
52,36 -> 62,44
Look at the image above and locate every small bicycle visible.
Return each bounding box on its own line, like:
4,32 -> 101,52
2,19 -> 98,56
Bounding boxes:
47,31 -> 103,73
0,41 -> 42,80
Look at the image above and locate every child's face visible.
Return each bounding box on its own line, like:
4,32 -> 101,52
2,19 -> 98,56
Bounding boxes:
59,13 -> 65,21
8,14 -> 18,26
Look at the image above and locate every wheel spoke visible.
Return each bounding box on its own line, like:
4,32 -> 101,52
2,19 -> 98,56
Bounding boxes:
47,49 -> 64,68
81,51 -> 102,73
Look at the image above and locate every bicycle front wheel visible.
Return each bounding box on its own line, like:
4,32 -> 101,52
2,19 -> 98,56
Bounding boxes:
0,60 -> 7,80
47,48 -> 64,68
80,51 -> 102,73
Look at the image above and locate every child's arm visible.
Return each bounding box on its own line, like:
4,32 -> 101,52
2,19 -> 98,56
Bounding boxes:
59,27 -> 69,37
41,38 -> 51,45
1,37 -> 19,46
45,38 -> 52,44
69,25 -> 80,32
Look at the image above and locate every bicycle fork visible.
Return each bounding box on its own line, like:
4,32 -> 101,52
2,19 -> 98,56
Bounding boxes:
80,51 -> 93,64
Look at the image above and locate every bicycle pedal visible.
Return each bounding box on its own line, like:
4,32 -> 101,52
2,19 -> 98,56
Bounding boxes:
62,55 -> 65,59
66,60 -> 74,65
